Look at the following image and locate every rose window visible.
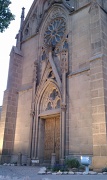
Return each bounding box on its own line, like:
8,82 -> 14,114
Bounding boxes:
44,18 -> 66,46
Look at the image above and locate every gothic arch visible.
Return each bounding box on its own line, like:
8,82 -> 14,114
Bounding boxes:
36,79 -> 61,116
38,3 -> 69,52
40,83 -> 60,113
33,79 -> 61,161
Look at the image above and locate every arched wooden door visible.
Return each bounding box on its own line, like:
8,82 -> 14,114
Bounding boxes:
44,116 -> 60,162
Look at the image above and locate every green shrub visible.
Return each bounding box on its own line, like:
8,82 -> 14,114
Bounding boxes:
51,164 -> 69,172
65,158 -> 80,169
46,165 -> 51,171
51,164 -> 61,172
102,167 -> 107,172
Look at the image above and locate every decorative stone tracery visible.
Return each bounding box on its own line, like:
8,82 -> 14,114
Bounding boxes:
44,18 -> 66,46
63,0 -> 75,10
60,49 -> 68,73
32,1 -> 69,164
40,84 -> 60,113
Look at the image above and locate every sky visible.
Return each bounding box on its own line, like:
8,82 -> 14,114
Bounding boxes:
0,0 -> 34,106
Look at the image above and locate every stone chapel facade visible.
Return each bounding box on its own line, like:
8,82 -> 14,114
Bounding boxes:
0,0 -> 107,170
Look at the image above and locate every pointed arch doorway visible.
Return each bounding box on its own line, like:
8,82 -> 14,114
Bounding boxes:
37,83 -> 61,164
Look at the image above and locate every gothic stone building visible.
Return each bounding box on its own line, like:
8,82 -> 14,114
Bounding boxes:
0,0 -> 107,170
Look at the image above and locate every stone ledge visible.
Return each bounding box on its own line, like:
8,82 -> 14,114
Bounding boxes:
90,53 -> 103,62
68,66 -> 90,78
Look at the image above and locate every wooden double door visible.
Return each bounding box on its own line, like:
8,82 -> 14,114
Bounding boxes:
44,116 -> 60,162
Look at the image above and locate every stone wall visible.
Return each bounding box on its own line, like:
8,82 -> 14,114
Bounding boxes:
103,0 -> 107,12
69,6 -> 91,73
66,4 -> 93,157
12,89 -> 32,164
12,35 -> 38,163
78,0 -> 90,8
0,106 -> 2,121
89,3 -> 107,169
68,71 -> 93,155
21,36 -> 38,85
1,0 -> 107,169
0,47 -> 23,163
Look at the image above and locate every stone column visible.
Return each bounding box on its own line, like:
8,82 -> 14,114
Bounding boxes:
37,118 -> 45,163
49,51 -> 61,88
60,49 -> 68,163
90,55 -> 107,169
60,103 -> 66,164
17,152 -> 22,166
89,1 -> 107,169
27,61 -> 37,165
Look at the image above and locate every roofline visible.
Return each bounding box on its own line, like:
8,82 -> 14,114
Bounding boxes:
22,0 -> 38,30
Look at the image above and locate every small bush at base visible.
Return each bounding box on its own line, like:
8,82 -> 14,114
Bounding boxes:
65,158 -> 80,169
51,164 -> 69,172
102,167 -> 107,172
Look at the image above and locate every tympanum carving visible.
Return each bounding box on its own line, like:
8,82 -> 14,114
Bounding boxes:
40,84 -> 60,113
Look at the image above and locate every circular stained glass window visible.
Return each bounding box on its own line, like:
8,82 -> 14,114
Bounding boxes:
44,18 -> 66,46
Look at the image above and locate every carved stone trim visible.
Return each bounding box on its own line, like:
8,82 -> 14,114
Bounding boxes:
32,61 -> 37,82
30,110 -> 35,117
44,18 -> 66,47
89,0 -> 99,13
49,51 -> 62,87
40,84 -> 60,113
50,7 -> 66,19
39,4 -> 68,52
61,103 -> 66,111
63,0 -> 75,12
39,109 -> 60,118
60,49 -> 68,73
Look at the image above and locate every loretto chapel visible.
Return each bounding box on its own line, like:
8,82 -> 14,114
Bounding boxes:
1,0 -> 107,170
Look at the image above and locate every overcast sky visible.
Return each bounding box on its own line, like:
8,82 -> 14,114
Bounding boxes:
0,0 -> 34,106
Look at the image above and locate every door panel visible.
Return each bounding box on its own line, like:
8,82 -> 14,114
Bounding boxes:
54,116 -> 60,160
44,116 -> 60,161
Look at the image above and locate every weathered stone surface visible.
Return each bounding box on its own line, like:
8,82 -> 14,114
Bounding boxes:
0,0 -> 107,171
103,172 -> 107,175
75,172 -> 83,175
89,171 -> 97,175
68,171 -> 75,175
38,167 -> 46,175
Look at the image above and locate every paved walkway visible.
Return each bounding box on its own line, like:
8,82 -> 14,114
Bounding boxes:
0,165 -> 107,180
